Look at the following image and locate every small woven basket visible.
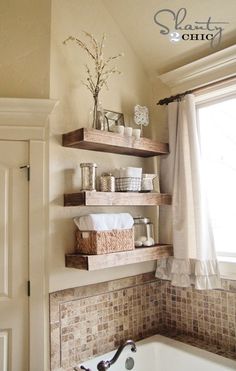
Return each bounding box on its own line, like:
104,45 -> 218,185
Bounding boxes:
115,177 -> 141,192
75,228 -> 134,255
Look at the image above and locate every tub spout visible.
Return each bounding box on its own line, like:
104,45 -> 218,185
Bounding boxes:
97,340 -> 136,371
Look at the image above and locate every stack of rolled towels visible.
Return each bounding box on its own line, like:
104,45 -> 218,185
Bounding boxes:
114,167 -> 142,178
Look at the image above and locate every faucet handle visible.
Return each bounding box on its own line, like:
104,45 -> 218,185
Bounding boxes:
74,365 -> 92,371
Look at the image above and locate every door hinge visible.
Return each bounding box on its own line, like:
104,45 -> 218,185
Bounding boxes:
20,165 -> 30,181
27,281 -> 31,297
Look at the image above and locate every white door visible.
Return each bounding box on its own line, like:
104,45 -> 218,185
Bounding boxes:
0,141 -> 29,371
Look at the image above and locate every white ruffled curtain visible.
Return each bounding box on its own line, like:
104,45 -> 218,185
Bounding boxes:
156,94 -> 221,289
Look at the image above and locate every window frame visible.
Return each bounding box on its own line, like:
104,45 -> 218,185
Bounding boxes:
195,83 -> 236,280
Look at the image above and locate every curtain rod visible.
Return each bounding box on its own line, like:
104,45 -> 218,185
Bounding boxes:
156,74 -> 236,106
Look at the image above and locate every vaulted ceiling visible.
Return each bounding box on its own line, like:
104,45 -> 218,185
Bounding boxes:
103,0 -> 236,76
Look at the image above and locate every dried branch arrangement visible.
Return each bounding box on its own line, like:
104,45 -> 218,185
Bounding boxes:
63,32 -> 123,98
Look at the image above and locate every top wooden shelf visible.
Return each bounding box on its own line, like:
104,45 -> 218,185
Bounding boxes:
62,128 -> 169,157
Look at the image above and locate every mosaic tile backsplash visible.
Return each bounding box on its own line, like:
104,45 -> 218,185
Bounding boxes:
50,273 -> 162,370
161,280 -> 236,353
50,274 -> 236,370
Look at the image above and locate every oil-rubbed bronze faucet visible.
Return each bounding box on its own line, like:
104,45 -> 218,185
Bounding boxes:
97,340 -> 137,371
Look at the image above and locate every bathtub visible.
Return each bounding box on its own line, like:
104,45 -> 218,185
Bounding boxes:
78,335 -> 236,371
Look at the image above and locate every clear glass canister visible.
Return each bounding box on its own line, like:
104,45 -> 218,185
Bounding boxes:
80,163 -> 97,191
133,216 -> 155,247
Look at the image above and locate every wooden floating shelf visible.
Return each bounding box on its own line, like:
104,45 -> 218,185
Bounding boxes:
64,191 -> 172,207
62,128 -> 169,157
65,244 -> 173,271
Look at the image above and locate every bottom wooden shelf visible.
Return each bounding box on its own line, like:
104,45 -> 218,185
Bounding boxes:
65,244 -> 173,271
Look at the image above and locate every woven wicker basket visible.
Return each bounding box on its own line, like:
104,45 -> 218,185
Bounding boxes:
75,228 -> 134,255
115,177 -> 141,192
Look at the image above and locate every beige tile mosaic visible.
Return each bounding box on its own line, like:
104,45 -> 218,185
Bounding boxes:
50,274 -> 236,371
49,273 -> 162,370
161,280 -> 236,356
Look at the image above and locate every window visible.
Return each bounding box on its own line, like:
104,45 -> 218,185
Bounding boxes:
197,89 -> 236,278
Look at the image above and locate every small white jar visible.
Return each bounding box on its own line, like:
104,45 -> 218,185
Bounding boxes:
124,126 -> 133,137
132,128 -> 141,139
114,125 -> 125,135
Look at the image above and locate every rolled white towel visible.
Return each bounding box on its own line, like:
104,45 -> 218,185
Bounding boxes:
74,213 -> 134,231
125,167 -> 142,178
115,167 -> 142,178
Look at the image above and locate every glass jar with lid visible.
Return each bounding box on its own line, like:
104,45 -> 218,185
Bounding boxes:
133,216 -> 155,247
80,163 -> 97,191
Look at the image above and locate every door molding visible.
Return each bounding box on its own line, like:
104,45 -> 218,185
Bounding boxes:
0,98 -> 57,371
0,164 -> 10,298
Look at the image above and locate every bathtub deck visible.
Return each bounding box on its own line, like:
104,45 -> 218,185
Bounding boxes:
160,331 -> 236,361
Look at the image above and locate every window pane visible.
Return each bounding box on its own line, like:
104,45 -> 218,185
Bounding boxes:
198,96 -> 236,256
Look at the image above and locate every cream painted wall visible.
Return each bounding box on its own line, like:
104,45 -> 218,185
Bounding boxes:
0,0 -> 51,98
49,0 -> 163,292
